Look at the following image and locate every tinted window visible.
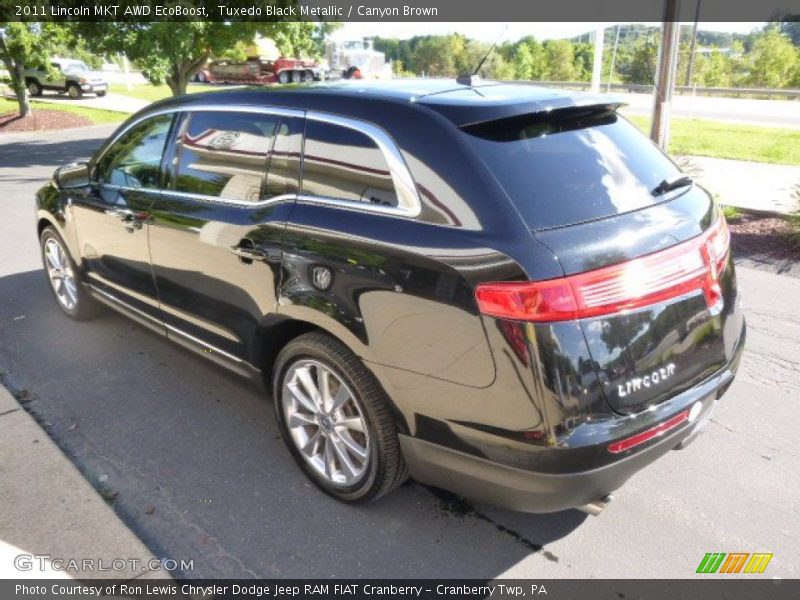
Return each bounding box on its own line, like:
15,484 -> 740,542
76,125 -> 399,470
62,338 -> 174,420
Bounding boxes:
174,111 -> 278,201
302,121 -> 398,207
462,109 -> 683,230
96,114 -> 172,189
265,117 -> 303,198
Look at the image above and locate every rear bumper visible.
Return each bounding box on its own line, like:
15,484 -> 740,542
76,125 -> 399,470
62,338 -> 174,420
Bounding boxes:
400,323 -> 745,514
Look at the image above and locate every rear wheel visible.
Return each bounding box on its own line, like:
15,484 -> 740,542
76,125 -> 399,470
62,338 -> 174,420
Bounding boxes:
277,70 -> 290,84
291,70 -> 303,84
26,80 -> 42,97
67,83 -> 82,99
39,226 -> 98,320
273,332 -> 407,503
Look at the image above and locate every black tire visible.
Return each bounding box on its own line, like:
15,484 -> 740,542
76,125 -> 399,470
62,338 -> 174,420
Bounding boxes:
39,226 -> 98,321
66,83 -> 82,99
291,70 -> 303,84
26,79 -> 42,97
278,71 -> 290,85
273,332 -> 408,503
96,90 -> 107,97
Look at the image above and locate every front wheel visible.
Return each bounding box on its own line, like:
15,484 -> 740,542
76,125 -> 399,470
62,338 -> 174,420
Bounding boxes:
27,80 -> 42,97
67,83 -> 82,99
96,90 -> 107,97
273,332 -> 408,503
40,226 -> 98,320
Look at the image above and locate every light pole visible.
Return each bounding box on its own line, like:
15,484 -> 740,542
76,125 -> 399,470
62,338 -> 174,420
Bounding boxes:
651,0 -> 682,150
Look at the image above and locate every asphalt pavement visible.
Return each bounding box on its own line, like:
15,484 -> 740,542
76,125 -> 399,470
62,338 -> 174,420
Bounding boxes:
0,125 -> 797,578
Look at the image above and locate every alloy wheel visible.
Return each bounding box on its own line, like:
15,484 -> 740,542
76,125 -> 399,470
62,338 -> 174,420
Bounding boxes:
44,238 -> 78,311
281,359 -> 370,487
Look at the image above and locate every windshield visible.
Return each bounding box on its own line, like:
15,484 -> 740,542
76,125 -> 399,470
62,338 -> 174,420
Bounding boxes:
462,108 -> 683,230
62,61 -> 90,74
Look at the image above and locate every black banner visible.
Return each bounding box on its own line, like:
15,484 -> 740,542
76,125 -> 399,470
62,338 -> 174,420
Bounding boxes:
3,580 -> 800,600
0,0 -> 799,22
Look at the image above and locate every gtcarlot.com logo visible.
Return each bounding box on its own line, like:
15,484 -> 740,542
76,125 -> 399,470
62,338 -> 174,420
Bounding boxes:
696,552 -> 773,574
14,554 -> 194,572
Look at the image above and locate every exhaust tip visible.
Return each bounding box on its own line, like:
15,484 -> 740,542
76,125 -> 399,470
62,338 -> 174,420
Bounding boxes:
577,494 -> 614,516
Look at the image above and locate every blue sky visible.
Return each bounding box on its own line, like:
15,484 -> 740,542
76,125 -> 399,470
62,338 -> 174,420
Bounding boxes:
334,22 -> 766,43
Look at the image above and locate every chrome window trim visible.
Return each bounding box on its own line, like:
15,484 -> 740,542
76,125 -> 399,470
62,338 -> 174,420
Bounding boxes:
91,103 -> 421,218
303,112 -> 421,218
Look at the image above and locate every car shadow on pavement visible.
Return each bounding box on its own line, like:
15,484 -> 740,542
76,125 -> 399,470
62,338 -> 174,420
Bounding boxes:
0,268 -> 587,579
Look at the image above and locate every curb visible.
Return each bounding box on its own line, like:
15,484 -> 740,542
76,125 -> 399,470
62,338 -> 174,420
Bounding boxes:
0,382 -> 172,581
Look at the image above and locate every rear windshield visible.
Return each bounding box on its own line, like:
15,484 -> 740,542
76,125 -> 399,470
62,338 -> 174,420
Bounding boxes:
462,108 -> 682,230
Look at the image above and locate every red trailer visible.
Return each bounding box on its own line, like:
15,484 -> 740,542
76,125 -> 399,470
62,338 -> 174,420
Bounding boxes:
204,56 -> 321,85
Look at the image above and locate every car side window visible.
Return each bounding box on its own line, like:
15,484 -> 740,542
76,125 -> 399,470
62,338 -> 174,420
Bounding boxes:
301,120 -> 399,208
265,117 -> 303,198
173,111 -> 279,202
95,114 -> 173,189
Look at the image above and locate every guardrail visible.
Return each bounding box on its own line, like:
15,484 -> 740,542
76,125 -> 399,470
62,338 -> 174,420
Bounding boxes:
519,80 -> 800,100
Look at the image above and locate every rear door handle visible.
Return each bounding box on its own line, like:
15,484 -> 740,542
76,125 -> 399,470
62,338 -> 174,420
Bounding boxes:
105,208 -> 150,225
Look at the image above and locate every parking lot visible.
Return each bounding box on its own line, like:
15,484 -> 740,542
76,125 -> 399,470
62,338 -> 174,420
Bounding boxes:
0,125 -> 798,579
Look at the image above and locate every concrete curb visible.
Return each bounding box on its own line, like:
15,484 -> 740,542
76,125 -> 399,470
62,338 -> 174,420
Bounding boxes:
0,383 -> 171,581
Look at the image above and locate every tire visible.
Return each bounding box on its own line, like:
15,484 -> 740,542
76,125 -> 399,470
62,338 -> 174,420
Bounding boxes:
96,90 -> 107,97
278,71 -> 290,85
26,80 -> 42,97
40,226 -> 98,321
273,332 -> 408,503
67,83 -> 82,99
291,70 -> 303,84
303,70 -> 313,83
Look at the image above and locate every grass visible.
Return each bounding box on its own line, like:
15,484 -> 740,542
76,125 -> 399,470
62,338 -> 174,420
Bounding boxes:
108,83 -> 211,102
0,97 -> 125,125
625,114 -> 800,166
720,205 -> 743,222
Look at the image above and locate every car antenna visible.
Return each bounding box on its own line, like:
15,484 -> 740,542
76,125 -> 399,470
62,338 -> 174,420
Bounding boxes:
457,24 -> 508,87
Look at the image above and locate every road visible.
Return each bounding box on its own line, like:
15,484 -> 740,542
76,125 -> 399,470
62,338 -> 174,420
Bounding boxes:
0,125 -> 798,578
617,91 -> 800,129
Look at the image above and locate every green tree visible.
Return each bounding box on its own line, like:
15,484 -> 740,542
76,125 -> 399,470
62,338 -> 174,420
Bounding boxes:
0,22 -> 67,117
543,39 -> 576,81
413,36 -> 456,77
744,28 -> 798,88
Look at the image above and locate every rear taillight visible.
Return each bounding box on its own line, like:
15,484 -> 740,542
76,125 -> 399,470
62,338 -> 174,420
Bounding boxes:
475,216 -> 730,322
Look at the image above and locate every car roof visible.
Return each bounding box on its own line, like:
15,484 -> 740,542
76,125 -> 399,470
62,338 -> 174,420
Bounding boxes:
147,79 -> 624,127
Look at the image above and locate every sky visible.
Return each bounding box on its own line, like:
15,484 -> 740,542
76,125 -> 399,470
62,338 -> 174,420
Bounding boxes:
333,22 -> 766,43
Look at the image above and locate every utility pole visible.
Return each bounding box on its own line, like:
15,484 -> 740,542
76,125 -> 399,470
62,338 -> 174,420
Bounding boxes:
590,23 -> 604,93
684,0 -> 702,86
650,0 -> 681,150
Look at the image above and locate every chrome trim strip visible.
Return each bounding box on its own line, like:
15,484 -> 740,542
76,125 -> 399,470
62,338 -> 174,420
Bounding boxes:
88,284 -> 244,365
156,189 -> 297,209
92,103 -> 421,218
165,324 -> 244,364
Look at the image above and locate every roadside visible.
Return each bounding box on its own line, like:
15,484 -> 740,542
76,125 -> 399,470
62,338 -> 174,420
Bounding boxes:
0,383 -> 172,580
0,97 -> 125,131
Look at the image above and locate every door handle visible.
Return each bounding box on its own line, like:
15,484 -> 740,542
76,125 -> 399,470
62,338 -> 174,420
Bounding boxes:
105,208 -> 150,231
230,244 -> 269,263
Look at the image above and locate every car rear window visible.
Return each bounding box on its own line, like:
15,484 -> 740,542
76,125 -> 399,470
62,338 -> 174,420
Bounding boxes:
461,108 -> 683,230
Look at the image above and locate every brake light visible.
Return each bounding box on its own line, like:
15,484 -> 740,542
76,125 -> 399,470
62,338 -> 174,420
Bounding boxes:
475,216 -> 730,322
607,409 -> 690,453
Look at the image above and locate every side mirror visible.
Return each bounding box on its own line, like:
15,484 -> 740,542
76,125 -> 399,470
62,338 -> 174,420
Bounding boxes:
55,161 -> 90,190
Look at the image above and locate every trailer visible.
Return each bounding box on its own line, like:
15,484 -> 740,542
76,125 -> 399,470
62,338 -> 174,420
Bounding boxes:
204,56 -> 322,85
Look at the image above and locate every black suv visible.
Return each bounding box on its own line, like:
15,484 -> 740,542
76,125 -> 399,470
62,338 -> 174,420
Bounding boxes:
35,81 -> 745,514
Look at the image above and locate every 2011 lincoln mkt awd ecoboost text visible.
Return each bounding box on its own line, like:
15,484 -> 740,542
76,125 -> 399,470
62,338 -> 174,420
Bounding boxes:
35,80 -> 745,514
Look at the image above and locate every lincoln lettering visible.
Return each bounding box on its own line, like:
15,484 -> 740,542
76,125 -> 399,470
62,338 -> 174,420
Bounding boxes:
618,363 -> 677,397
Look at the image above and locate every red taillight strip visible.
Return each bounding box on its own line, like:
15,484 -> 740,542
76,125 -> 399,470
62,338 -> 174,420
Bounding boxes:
607,409 -> 690,454
475,216 -> 730,322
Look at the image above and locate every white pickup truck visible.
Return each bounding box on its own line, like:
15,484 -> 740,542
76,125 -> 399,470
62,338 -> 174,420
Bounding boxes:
24,58 -> 108,99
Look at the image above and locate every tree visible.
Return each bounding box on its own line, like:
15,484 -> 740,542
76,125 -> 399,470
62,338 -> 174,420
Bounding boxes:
543,39 -> 576,81
744,28 -> 798,88
81,21 -> 318,96
0,22 -> 67,117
